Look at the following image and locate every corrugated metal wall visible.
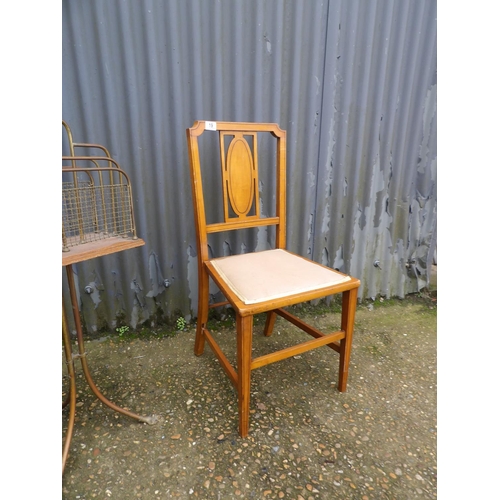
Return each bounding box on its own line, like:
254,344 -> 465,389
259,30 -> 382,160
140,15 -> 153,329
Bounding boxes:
62,0 -> 437,333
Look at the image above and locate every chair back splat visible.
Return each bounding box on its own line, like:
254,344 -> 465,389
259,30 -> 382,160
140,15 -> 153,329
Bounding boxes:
186,121 -> 360,437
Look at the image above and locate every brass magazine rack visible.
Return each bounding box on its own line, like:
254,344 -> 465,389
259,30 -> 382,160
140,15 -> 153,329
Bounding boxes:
62,121 -> 156,474
62,120 -> 143,264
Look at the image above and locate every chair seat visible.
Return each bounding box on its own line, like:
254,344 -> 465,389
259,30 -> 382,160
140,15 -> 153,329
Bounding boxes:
210,249 -> 351,305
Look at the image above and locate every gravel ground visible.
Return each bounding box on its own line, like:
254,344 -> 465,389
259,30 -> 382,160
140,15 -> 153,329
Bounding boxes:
62,294 -> 437,499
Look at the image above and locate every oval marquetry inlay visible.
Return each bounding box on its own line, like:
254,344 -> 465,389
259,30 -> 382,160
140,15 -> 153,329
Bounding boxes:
226,137 -> 254,216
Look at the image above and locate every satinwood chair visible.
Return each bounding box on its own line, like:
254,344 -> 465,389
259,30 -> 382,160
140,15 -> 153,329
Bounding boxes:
186,121 -> 360,437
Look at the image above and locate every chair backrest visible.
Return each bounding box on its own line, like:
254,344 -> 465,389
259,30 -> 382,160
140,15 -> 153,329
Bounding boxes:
186,121 -> 287,263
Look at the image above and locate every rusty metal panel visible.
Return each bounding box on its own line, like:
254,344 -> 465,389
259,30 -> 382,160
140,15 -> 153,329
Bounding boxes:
62,0 -> 436,332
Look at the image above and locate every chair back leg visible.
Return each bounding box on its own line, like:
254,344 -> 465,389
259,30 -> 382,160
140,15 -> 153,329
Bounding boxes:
263,310 -> 277,337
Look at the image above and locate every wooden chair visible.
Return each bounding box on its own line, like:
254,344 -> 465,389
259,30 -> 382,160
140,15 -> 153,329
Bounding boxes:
186,121 -> 360,437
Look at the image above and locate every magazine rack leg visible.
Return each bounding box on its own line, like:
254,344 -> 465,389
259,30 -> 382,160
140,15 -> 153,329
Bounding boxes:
64,264 -> 157,427
62,300 -> 77,474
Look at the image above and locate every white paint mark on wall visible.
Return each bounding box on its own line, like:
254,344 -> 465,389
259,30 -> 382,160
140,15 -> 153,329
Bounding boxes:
333,245 -> 344,272
314,75 -> 320,95
264,36 -> 272,54
255,226 -> 271,252
419,84 -> 437,174
321,203 -> 330,234
321,119 -> 336,239
307,170 -> 316,189
86,281 -> 102,308
307,213 -> 314,242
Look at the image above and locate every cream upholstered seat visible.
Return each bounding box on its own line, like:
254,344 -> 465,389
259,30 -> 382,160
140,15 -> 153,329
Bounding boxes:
211,249 -> 351,305
186,121 -> 360,437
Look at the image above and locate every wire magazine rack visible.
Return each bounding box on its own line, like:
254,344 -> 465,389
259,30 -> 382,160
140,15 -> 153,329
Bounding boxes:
62,121 -> 139,255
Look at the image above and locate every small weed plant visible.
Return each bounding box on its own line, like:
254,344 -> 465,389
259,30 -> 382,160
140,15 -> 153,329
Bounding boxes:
116,325 -> 130,337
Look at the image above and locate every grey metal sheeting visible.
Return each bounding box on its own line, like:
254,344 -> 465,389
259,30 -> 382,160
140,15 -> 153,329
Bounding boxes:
62,0 -> 437,332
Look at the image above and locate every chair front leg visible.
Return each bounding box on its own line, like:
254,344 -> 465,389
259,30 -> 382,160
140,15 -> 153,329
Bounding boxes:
338,288 -> 358,392
237,314 -> 253,437
194,268 -> 210,356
